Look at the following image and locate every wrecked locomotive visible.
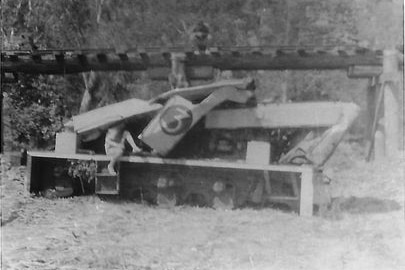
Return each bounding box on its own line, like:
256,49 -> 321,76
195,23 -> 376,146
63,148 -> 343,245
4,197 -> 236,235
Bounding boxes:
26,75 -> 359,216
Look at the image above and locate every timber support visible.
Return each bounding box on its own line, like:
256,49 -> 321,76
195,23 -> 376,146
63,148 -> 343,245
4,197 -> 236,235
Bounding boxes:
382,50 -> 401,158
168,53 -> 189,89
1,46 -> 387,75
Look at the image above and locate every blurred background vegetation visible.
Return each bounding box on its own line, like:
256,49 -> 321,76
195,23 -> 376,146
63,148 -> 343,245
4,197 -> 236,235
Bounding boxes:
1,0 -> 403,150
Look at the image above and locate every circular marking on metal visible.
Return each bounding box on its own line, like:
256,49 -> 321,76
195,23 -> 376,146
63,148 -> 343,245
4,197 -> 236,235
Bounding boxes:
159,105 -> 193,135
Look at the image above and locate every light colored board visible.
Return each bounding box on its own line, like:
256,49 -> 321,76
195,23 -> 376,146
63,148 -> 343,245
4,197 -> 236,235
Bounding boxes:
299,169 -> 314,217
384,82 -> 400,157
55,132 -> 78,154
267,196 -> 299,201
205,102 -> 358,129
382,50 -> 401,158
147,66 -> 214,80
72,98 -> 162,134
347,65 -> 383,78
381,50 -> 401,157
29,151 -> 314,216
246,141 -> 270,164
366,78 -> 377,138
279,102 -> 359,168
374,129 -> 385,160
28,151 -> 313,173
150,78 -> 253,103
25,155 -> 32,193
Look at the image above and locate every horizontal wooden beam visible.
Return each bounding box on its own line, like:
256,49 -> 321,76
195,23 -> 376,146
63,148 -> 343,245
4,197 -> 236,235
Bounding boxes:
71,98 -> 162,134
28,151 -> 314,173
1,45 -> 387,75
347,65 -> 383,78
147,66 -> 214,80
205,102 -> 358,129
150,78 -> 254,103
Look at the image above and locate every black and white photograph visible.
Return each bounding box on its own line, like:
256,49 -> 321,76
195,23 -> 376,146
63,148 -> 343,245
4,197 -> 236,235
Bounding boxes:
1,0 -> 404,269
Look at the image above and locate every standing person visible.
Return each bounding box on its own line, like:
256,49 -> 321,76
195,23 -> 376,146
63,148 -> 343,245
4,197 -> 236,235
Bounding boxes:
190,21 -> 211,54
105,122 -> 140,175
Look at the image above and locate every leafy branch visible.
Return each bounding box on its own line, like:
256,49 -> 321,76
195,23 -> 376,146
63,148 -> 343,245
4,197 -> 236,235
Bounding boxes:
67,160 -> 97,194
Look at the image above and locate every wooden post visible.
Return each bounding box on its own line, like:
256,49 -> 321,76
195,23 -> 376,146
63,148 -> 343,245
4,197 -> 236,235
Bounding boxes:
383,50 -> 400,158
366,81 -> 385,161
299,168 -> 314,217
168,53 -> 189,89
0,81 -> 3,154
400,77 -> 404,152
281,76 -> 289,103
366,77 -> 377,139
374,129 -> 385,160
25,154 -> 32,193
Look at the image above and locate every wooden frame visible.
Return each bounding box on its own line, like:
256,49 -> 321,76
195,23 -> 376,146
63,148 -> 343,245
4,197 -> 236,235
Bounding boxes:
27,151 -> 314,216
2,45 -> 384,75
205,102 -> 357,129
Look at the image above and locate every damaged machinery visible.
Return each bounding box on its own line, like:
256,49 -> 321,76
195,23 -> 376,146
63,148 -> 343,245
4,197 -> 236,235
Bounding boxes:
1,46 -> 371,216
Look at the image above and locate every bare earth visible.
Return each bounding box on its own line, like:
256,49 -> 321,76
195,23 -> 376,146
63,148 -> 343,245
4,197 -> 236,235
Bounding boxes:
1,143 -> 404,270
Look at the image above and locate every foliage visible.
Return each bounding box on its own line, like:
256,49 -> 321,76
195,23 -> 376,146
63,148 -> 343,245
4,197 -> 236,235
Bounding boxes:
67,159 -> 97,194
3,74 -> 82,149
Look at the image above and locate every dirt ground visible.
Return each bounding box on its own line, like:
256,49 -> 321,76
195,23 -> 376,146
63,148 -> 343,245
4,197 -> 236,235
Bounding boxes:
1,143 -> 404,270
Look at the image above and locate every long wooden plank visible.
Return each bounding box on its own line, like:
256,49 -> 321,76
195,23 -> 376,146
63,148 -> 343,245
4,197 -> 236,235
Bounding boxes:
147,66 -> 214,80
28,151 -> 313,173
25,155 -> 32,193
149,78 -> 253,103
29,151 -> 314,216
1,46 -> 385,75
299,169 -> 314,216
71,98 -> 162,134
205,102 -> 357,129
383,50 -> 401,158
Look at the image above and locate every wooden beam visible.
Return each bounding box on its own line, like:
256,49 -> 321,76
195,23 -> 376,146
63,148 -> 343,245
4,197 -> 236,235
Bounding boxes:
383,50 -> 400,158
366,77 -> 377,140
205,102 -> 358,129
366,81 -> 385,161
71,98 -> 162,134
147,66 -> 214,80
347,65 -> 382,78
383,82 -> 400,156
150,78 -> 253,103
28,151 -> 315,174
1,46 -> 386,75
28,151 -> 314,216
374,129 -> 385,160
25,155 -> 32,193
299,169 -> 314,217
